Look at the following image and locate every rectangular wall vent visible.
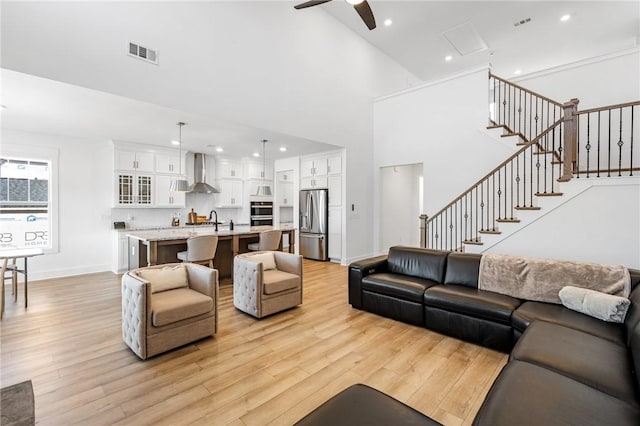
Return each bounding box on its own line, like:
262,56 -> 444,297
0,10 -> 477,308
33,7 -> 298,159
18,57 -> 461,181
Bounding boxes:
127,42 -> 158,65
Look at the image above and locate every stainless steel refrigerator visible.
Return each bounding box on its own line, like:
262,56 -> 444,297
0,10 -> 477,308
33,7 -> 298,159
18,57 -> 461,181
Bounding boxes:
299,188 -> 328,261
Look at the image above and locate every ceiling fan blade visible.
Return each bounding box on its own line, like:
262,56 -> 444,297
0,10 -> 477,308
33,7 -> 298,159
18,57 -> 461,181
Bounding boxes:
294,0 -> 333,10
354,0 -> 376,30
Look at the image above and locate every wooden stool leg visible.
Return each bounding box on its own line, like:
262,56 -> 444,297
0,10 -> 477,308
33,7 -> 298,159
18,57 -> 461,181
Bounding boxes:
1,259 -> 7,320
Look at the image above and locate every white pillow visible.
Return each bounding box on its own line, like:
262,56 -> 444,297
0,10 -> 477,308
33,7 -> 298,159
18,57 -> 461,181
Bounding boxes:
136,265 -> 189,293
248,252 -> 277,270
559,285 -> 631,323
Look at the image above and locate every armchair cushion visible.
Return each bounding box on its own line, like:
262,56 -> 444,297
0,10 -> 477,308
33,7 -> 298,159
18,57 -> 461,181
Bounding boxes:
263,270 -> 300,295
136,265 -> 188,293
247,251 -> 277,270
151,288 -> 213,327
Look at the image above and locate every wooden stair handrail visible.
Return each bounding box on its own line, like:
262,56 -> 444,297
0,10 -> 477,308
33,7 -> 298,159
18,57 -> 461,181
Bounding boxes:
427,118 -> 564,223
577,100 -> 640,115
489,71 -> 563,108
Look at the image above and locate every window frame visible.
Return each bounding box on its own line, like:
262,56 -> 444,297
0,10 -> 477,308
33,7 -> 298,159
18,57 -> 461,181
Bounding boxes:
0,143 -> 59,254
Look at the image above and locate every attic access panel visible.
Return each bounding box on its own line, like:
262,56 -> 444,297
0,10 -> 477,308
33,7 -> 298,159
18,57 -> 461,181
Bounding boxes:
442,22 -> 488,56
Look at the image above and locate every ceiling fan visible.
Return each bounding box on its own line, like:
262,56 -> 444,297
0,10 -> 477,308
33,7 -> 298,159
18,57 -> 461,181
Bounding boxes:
294,0 -> 376,30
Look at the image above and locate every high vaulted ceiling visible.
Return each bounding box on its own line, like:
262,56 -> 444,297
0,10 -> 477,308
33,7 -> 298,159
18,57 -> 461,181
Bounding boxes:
1,1 -> 638,159
323,0 -> 640,81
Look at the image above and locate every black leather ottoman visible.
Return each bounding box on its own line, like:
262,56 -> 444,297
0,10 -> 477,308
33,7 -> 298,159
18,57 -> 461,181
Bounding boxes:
294,384 -> 442,426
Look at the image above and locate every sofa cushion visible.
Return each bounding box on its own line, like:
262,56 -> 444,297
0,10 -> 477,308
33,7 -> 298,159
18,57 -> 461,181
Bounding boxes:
424,285 -> 520,325
387,246 -> 448,283
263,270 -> 300,295
137,265 -> 188,293
512,301 -> 625,345
511,321 -> 636,403
151,288 -> 213,327
443,253 -> 481,288
473,360 -> 640,426
362,273 -> 438,303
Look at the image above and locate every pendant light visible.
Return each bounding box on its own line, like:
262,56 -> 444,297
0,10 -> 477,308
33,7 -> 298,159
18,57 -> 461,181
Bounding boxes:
255,139 -> 272,196
170,122 -> 190,192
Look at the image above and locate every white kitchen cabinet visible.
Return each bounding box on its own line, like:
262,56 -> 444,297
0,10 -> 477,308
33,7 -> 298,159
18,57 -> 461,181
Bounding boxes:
301,176 -> 327,189
245,161 -> 273,180
328,206 -> 342,261
216,179 -> 243,207
217,160 -> 243,179
278,171 -> 293,183
115,173 -> 153,207
155,154 -> 183,175
112,231 -> 130,273
115,150 -> 155,172
279,181 -> 294,206
155,175 -> 186,207
301,158 -> 327,179
328,175 -> 341,207
327,155 -> 342,175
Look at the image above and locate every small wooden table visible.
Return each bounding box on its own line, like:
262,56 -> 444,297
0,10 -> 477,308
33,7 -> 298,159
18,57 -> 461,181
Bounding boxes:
1,248 -> 44,317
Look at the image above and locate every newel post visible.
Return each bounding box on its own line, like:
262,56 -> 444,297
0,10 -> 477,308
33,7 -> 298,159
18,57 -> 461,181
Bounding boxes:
419,214 -> 429,248
559,98 -> 580,182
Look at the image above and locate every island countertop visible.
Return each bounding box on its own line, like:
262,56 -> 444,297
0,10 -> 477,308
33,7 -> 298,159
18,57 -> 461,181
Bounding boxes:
126,225 -> 295,242
126,226 -> 296,280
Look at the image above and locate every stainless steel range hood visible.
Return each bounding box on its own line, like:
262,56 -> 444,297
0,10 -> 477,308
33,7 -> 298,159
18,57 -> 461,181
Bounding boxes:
189,153 -> 219,193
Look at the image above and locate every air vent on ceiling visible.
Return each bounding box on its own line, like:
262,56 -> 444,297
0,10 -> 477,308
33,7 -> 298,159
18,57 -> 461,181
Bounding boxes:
514,18 -> 532,27
127,42 -> 158,65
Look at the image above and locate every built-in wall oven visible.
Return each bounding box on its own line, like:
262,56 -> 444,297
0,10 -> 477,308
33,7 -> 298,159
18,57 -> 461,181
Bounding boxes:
250,201 -> 273,226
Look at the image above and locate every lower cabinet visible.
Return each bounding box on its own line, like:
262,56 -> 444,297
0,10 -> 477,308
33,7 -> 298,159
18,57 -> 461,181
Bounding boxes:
328,206 -> 342,261
112,231 -> 129,274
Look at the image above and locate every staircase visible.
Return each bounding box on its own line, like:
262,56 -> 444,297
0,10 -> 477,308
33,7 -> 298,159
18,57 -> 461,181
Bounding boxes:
420,72 -> 640,252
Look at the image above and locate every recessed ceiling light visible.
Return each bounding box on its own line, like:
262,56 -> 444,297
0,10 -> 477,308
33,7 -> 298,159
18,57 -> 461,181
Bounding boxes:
215,147 -> 224,152
445,55 -> 453,62
345,0 -> 365,5
171,140 -> 180,146
253,152 -> 260,157
560,14 -> 571,22
384,19 -> 392,27
514,69 -> 522,75
279,147 -> 287,152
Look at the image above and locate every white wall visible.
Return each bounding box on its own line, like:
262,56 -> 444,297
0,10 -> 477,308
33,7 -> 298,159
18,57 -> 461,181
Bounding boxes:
2,129 -> 113,279
515,49 -> 640,109
484,179 -> 640,269
1,2 -> 422,263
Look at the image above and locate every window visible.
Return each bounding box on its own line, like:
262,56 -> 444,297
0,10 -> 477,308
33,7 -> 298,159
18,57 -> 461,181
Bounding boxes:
0,157 -> 53,249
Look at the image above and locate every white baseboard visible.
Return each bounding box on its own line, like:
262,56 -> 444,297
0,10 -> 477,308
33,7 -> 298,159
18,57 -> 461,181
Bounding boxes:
30,264 -> 113,281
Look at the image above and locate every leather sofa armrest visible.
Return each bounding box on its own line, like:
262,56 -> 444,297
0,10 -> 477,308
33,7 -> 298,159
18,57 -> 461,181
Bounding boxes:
121,272 -> 150,359
348,255 -> 388,308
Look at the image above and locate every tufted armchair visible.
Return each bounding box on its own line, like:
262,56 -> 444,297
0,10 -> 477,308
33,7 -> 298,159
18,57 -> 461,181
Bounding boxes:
122,262 -> 218,360
233,251 -> 303,318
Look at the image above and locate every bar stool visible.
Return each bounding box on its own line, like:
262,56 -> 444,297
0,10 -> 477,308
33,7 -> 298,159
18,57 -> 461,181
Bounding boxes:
247,229 -> 282,252
177,235 -> 219,268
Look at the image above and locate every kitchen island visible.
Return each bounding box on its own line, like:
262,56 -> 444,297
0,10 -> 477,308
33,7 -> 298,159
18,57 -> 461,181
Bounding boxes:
127,226 -> 296,281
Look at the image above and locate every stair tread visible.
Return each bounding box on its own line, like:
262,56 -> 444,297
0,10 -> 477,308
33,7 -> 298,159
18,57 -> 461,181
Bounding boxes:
515,206 -> 542,210
486,125 -> 504,130
463,239 -> 483,245
535,192 -> 563,196
496,218 -> 521,223
479,229 -> 501,234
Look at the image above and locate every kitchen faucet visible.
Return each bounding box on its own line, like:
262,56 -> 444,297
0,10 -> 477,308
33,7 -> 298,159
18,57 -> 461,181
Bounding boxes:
208,210 -> 218,231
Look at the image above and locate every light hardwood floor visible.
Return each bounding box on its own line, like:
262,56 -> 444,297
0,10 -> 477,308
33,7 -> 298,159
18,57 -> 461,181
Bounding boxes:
0,260 -> 507,425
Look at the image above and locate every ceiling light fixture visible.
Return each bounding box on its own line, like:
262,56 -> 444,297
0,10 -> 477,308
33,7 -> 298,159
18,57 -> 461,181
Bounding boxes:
170,122 -> 190,192
384,18 -> 392,26
253,152 -> 260,158
254,139 -> 272,196
280,147 -> 287,152
514,69 -> 522,75
560,14 -> 571,22
215,147 -> 224,152
345,0 -> 365,5
445,55 -> 453,62
171,140 -> 180,146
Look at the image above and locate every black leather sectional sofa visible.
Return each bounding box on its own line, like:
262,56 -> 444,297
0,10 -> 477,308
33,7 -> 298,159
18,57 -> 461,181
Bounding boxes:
349,246 -> 640,425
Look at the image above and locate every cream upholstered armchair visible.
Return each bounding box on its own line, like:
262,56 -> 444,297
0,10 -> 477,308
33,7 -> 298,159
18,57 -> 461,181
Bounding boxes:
122,262 -> 218,360
233,251 -> 303,318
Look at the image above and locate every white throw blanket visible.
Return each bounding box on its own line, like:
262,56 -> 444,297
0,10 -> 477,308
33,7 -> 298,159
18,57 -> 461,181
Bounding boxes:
478,253 -> 631,304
